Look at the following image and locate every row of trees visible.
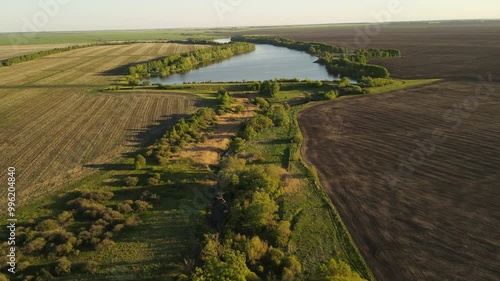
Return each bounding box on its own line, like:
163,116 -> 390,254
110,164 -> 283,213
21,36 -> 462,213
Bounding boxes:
126,42 -> 255,84
233,35 -> 400,79
1,44 -> 95,66
150,108 -> 219,165
231,35 -> 347,57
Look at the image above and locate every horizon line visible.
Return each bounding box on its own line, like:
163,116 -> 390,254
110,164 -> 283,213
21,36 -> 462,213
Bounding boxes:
1,18 -> 499,35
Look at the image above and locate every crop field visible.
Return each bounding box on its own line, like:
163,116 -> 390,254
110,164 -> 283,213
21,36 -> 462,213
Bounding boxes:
0,43 -> 207,205
298,80 -> 500,280
0,44 -> 75,60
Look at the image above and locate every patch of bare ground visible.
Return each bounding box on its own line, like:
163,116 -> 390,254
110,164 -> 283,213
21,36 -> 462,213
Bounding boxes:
180,95 -> 257,166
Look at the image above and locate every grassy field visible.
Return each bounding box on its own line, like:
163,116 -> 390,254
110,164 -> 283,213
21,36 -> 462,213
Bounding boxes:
0,29 -> 221,46
0,43 -> 209,206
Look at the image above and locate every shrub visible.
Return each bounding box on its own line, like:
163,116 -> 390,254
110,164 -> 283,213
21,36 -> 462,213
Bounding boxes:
254,97 -> 270,110
338,77 -> 351,87
25,237 -> 46,254
124,176 -> 139,187
80,260 -> 98,274
324,90 -> 338,100
308,166 -> 319,179
125,216 -> 141,227
36,219 -> 60,231
141,190 -> 160,202
229,137 -> 246,153
134,154 -> 146,170
57,211 -> 74,225
235,104 -> 245,113
117,202 -> 134,213
146,177 -> 160,186
291,132 -> 303,144
96,239 -> 115,251
133,200 -> 153,212
267,105 -> 290,127
18,261 -> 30,272
113,224 -> 125,234
54,257 -> 71,276
81,190 -> 114,202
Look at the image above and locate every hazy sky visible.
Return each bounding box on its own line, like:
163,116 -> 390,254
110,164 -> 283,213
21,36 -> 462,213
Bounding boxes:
1,0 -> 499,33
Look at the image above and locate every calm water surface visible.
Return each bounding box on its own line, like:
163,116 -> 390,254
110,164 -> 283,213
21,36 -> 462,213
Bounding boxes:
150,39 -> 343,84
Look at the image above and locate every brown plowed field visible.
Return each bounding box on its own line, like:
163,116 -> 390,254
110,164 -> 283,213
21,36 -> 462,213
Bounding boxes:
0,43 -> 207,204
264,21 -> 500,280
299,80 -> 500,280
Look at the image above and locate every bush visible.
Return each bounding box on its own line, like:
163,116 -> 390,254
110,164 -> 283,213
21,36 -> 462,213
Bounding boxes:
229,137 -> 246,153
124,176 -> 139,187
25,237 -> 46,254
324,90 -> 338,100
141,190 -> 160,201
125,216 -> 141,227
235,104 -> 245,113
270,221 -> 291,247
291,132 -> 303,144
79,260 -> 98,274
308,166 -> 319,179
133,200 -> 152,212
267,105 -> 290,127
36,219 -> 60,231
54,257 -> 71,276
117,202 -> 134,213
146,177 -> 160,186
81,191 -> 114,202
254,97 -> 270,110
134,154 -> 146,170
57,211 -> 74,225
96,239 -> 115,251
338,77 -> 351,87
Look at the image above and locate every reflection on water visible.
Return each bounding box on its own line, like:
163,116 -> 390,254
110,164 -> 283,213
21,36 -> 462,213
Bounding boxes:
151,39 -> 345,84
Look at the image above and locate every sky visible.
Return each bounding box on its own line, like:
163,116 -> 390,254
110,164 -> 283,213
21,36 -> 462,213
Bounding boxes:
1,0 -> 499,33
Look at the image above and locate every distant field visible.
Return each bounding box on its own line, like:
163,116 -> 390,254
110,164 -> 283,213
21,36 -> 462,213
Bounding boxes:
0,43 -> 75,60
0,29 -> 221,46
299,81 -> 500,280
233,21 -> 500,81
0,43 -> 207,204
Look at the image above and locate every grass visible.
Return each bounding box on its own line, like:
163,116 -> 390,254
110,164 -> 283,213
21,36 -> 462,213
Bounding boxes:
0,29 -> 220,46
366,78 -> 441,94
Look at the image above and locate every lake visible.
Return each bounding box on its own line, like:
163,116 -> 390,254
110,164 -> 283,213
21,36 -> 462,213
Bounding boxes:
149,38 -> 344,84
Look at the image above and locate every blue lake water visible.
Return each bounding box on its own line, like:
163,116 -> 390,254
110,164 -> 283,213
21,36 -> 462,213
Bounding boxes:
149,39 -> 343,84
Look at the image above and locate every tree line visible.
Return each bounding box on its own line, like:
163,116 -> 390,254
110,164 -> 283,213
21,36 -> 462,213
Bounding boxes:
126,42 -> 255,85
1,44 -> 95,66
232,35 -> 401,79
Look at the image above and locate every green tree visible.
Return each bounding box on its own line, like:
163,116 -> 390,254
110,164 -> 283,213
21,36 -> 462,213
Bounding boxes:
339,77 -> 351,87
245,191 -> 279,232
312,258 -> 366,281
245,236 -> 269,264
134,154 -> 146,170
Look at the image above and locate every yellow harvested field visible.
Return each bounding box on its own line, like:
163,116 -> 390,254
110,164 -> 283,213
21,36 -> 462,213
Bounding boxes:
0,43 -> 74,60
0,43 -> 207,204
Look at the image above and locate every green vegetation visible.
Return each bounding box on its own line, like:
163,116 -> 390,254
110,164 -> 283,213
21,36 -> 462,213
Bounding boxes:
127,42 -> 255,84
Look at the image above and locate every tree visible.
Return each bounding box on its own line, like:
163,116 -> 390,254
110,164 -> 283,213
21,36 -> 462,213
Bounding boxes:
312,258 -> 366,281
245,191 -> 279,232
281,255 -> 302,280
193,248 -> 259,281
245,236 -> 268,264
259,80 -> 280,97
134,154 -> 146,170
267,105 -> 290,127
80,260 -> 98,274
270,220 -> 291,248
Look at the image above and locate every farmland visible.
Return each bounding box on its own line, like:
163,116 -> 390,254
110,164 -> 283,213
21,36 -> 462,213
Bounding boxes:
0,43 -> 207,204
289,21 -> 500,281
0,44 -> 74,60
